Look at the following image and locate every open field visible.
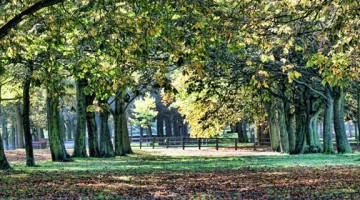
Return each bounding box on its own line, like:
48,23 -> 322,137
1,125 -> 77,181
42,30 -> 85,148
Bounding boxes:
1,148 -> 360,199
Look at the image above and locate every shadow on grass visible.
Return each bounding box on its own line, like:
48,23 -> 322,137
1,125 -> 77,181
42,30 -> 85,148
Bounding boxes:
10,152 -> 360,174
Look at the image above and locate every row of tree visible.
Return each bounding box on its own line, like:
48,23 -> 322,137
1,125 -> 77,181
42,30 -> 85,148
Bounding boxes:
0,0 -> 359,171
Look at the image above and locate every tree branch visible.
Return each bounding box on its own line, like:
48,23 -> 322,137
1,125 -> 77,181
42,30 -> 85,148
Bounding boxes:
293,79 -> 328,101
0,0 -> 65,40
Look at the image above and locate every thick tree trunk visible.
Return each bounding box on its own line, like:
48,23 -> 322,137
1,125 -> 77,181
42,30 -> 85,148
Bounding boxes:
265,101 -> 280,152
333,86 -> 352,153
122,111 -> 132,154
278,99 -> 289,153
99,102 -> 114,157
73,79 -> 87,157
46,91 -> 70,162
85,94 -> 100,157
236,122 -> 248,143
293,108 -> 307,154
323,85 -> 334,153
23,71 -> 35,166
114,90 -> 125,156
15,104 -> 24,148
0,103 -> 11,170
285,102 -> 296,153
308,109 -> 322,153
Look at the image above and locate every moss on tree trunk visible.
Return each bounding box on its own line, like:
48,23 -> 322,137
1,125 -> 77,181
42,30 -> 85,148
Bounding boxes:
265,101 -> 280,152
0,96 -> 11,170
46,90 -> 70,162
333,86 -> 352,153
85,94 -> 100,157
99,100 -> 114,157
323,84 -> 334,153
73,79 -> 87,157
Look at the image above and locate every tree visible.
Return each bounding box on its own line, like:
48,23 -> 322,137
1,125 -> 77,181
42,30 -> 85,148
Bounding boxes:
131,94 -> 158,137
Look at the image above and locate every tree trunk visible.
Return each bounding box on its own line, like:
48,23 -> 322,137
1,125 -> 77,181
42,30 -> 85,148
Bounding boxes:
85,94 -> 100,157
38,128 -> 45,139
156,114 -> 164,137
333,86 -> 352,153
173,114 -> 180,136
2,112 -> 8,150
323,85 -> 334,153
308,108 -> 322,153
278,99 -> 289,153
236,122 -> 248,143
114,89 -> 125,156
46,90 -> 70,161
293,107 -> 307,154
265,101 -> 280,152
122,111 -> 132,154
99,102 -> 114,157
0,100 -> 11,170
147,125 -> 152,137
23,71 -> 35,166
15,104 -> 24,148
357,88 -> 360,146
285,101 -> 296,153
73,79 -> 88,157
10,124 -> 16,150
140,126 -> 144,137
165,115 -> 172,137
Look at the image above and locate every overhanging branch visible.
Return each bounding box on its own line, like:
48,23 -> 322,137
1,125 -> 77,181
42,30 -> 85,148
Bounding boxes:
0,0 -> 65,40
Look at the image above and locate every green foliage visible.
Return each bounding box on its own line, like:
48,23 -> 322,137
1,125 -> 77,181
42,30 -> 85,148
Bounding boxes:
130,94 -> 158,128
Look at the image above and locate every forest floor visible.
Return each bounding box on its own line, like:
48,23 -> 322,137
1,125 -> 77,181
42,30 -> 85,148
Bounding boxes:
1,148 -> 360,199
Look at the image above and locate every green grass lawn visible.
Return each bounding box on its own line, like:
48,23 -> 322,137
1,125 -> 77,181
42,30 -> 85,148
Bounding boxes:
1,150 -> 360,198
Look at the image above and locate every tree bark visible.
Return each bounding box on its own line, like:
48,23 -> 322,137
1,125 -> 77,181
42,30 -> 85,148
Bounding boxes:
156,114 -> 164,137
10,124 -> 16,150
85,94 -> 100,157
99,101 -> 114,157
357,88 -> 360,146
147,125 -> 152,137
46,90 -> 70,161
114,89 -> 125,156
278,99 -> 289,153
333,86 -> 352,153
15,104 -> 24,148
1,111 -> 9,150
293,107 -> 307,154
122,111 -> 132,154
73,79 -> 87,157
308,108 -> 322,153
0,101 -> 11,170
265,101 -> 280,152
0,0 -> 65,39
323,85 -> 334,153
285,102 -> 296,153
22,68 -> 35,166
165,115 -> 172,137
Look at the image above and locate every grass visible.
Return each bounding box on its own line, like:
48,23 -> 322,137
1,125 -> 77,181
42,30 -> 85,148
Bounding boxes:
10,151 -> 360,173
2,149 -> 360,198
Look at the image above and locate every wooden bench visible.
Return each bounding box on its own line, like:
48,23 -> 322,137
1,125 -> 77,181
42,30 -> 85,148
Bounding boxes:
32,139 -> 48,149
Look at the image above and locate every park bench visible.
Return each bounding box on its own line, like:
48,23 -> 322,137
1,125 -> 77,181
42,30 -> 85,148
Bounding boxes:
32,139 -> 48,149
